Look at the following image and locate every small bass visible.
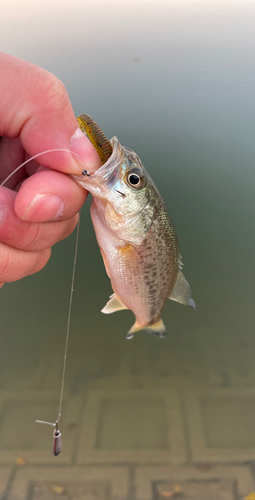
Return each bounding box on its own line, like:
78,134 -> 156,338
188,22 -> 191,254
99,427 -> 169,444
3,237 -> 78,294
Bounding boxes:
73,114 -> 195,339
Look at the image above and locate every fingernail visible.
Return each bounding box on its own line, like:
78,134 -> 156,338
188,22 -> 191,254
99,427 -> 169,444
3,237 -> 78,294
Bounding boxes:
21,194 -> 65,222
69,128 -> 90,165
69,128 -> 102,174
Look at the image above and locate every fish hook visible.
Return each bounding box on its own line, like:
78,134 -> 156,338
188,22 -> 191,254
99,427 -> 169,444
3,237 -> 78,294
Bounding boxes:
82,169 -> 91,176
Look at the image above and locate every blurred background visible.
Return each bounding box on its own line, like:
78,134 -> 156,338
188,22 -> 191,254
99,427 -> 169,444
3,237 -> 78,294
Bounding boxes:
1,0 -> 255,498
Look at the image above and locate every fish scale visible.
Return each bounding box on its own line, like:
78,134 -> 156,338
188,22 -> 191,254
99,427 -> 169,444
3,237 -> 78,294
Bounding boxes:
73,114 -> 195,338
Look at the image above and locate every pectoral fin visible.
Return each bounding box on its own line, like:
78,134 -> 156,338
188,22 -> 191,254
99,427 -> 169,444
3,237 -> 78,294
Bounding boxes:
169,271 -> 196,310
101,293 -> 128,314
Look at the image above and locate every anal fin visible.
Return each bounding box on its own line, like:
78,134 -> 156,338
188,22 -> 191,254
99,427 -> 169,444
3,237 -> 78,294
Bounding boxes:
169,270 -> 196,310
101,293 -> 128,314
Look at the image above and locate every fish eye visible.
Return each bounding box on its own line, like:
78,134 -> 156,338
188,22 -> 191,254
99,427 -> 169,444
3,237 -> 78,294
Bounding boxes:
128,173 -> 140,185
126,169 -> 145,189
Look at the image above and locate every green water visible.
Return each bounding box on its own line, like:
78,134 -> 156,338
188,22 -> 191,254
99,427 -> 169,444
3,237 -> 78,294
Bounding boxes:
1,0 -> 255,473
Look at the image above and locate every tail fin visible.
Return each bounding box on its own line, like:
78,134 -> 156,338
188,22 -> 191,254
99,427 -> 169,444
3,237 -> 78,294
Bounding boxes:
145,318 -> 166,338
126,318 -> 166,339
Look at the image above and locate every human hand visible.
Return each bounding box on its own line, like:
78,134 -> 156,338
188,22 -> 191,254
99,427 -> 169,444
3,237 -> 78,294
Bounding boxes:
0,52 -> 102,287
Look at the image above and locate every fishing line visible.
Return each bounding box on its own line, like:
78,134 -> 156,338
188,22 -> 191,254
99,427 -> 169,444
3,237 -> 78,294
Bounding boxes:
0,148 -> 82,188
58,209 -> 80,424
36,210 -> 80,455
0,148 -> 84,455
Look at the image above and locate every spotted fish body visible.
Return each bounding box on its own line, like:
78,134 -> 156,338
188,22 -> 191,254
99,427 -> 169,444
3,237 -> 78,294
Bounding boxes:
74,115 -> 195,338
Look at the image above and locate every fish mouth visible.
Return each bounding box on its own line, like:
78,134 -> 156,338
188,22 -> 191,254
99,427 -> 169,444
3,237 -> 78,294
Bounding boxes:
72,136 -> 123,198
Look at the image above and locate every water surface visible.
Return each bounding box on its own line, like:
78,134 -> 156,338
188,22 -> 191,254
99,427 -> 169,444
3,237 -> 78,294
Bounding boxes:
0,0 -> 255,491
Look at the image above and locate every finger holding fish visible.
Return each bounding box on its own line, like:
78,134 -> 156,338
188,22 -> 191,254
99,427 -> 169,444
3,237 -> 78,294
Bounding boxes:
0,187 -> 78,251
14,169 -> 88,222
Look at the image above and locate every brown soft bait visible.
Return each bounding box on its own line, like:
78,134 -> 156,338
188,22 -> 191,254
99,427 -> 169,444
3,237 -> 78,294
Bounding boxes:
77,113 -> 112,164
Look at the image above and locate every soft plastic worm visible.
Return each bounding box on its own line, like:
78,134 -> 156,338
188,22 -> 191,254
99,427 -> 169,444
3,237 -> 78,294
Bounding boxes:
77,114 -> 112,164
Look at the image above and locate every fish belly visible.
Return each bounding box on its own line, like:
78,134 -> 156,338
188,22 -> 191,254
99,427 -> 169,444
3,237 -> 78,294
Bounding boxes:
90,200 -> 177,328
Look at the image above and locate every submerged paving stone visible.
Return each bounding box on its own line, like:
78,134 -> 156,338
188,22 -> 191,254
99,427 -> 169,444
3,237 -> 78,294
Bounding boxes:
184,388 -> 255,462
97,398 -> 169,450
154,478 -> 235,500
0,467 -> 12,496
76,389 -> 186,464
0,391 -> 82,464
28,481 -> 110,500
8,466 -> 129,500
135,465 -> 255,500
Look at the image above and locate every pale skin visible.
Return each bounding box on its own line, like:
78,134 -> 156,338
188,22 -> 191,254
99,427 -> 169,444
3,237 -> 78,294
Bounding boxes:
0,52 -> 102,287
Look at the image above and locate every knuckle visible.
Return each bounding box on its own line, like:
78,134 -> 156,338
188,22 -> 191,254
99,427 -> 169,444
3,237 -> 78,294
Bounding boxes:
13,222 -> 41,251
0,243 -> 51,282
30,248 -> 51,275
0,246 -> 10,280
36,71 -> 70,115
19,223 -> 42,251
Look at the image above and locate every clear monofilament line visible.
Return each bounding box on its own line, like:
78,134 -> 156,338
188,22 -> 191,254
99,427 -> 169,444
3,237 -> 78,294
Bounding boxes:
57,212 -> 80,423
36,215 -> 80,429
0,148 -> 81,188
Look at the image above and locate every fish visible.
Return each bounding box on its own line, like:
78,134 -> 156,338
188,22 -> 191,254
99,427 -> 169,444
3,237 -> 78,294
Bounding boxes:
73,114 -> 195,339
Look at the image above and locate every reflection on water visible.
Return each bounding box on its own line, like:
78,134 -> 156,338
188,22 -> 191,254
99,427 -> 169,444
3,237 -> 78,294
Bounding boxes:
1,0 -> 255,497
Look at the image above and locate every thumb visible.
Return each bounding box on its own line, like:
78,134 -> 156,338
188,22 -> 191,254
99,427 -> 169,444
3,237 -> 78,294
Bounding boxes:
0,52 -> 101,175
